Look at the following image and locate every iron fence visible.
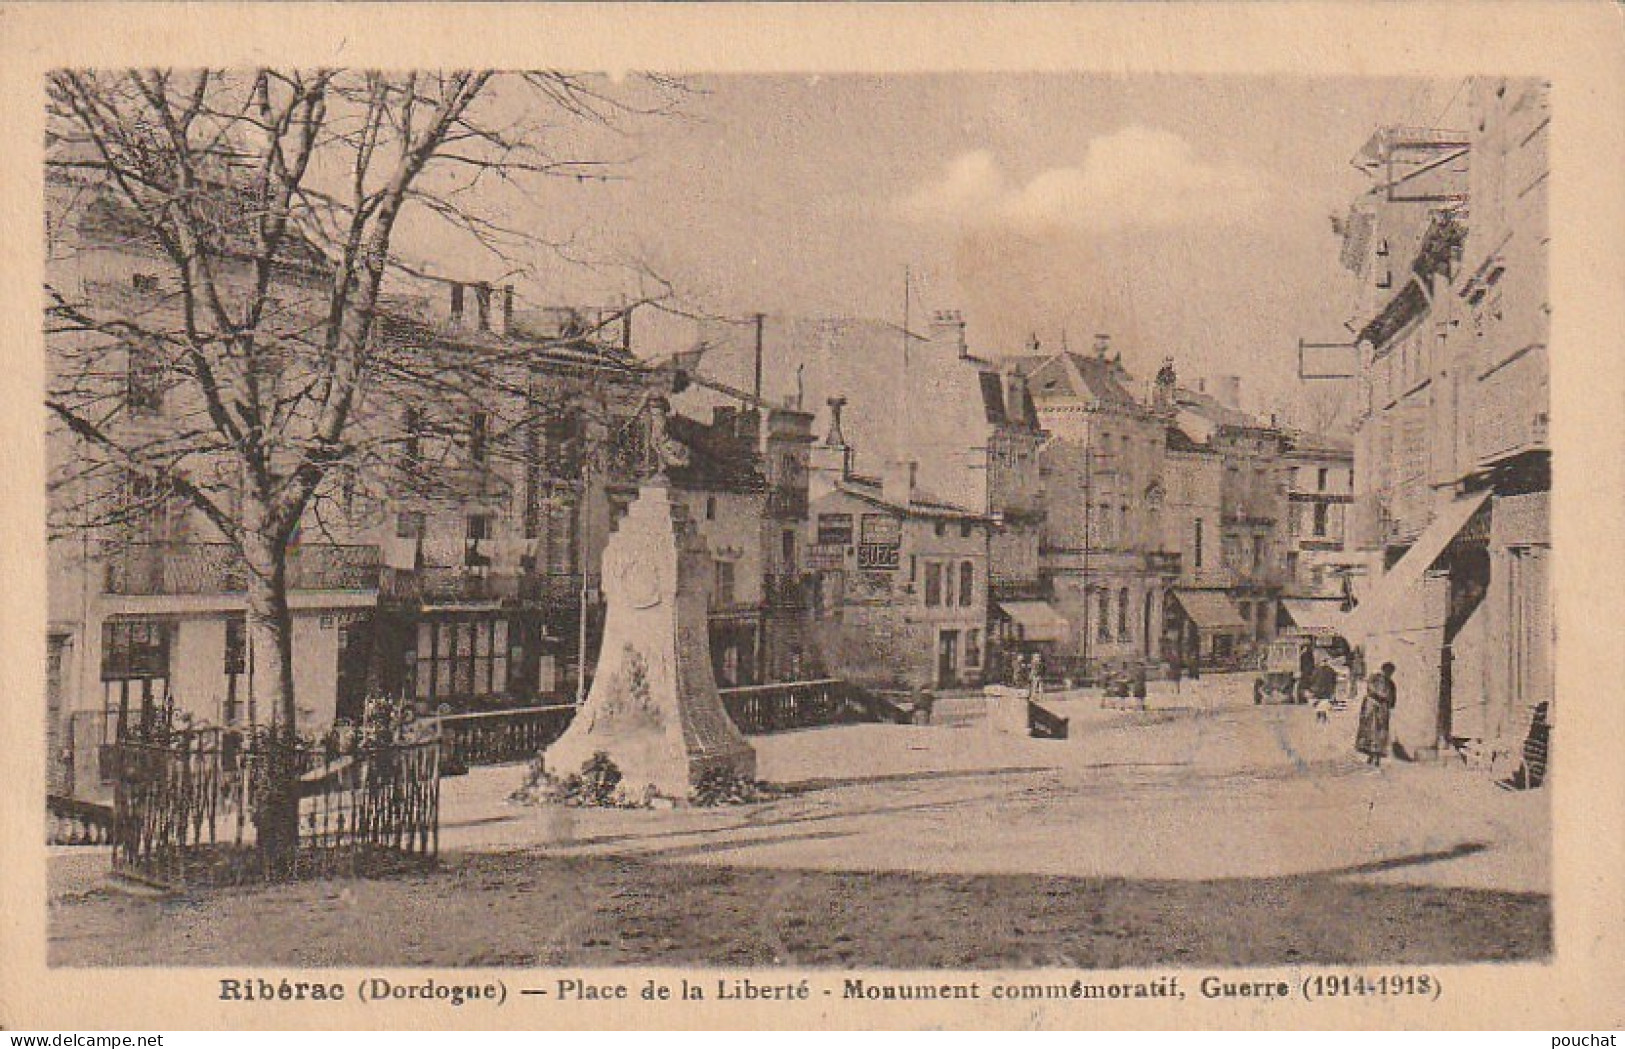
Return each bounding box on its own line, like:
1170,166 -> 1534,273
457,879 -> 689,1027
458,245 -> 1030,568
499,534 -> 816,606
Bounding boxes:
427,705 -> 577,768
110,731 -> 438,888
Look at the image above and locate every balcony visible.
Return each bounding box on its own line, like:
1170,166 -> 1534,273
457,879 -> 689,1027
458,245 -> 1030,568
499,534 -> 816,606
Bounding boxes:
519,571 -> 600,607
381,564 -> 520,605
103,542 -> 379,596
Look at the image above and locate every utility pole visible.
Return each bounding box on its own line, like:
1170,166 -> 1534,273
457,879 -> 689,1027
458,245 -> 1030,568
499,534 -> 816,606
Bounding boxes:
752,313 -> 765,407
575,457 -> 591,706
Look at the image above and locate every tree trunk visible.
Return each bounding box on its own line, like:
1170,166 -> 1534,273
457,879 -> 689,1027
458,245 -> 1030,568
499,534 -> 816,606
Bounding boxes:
242,503 -> 300,877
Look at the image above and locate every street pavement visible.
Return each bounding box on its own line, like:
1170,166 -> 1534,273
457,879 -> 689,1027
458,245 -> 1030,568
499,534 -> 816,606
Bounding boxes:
48,673 -> 1549,967
432,672 -> 1548,895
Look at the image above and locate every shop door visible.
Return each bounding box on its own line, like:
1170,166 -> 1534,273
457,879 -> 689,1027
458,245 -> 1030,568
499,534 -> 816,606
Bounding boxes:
335,620 -> 374,723
937,630 -> 960,688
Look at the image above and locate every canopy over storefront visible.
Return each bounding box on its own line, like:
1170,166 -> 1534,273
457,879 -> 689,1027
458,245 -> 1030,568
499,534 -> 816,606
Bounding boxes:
1171,589 -> 1249,633
1281,599 -> 1348,638
1344,490 -> 1492,642
997,601 -> 1070,643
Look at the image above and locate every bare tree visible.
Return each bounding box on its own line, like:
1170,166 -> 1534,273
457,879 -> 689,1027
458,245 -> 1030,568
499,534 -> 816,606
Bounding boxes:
45,69 -> 682,856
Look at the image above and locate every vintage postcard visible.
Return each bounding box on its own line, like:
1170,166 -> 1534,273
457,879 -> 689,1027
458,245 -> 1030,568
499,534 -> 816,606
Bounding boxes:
1,1 -> 1622,1032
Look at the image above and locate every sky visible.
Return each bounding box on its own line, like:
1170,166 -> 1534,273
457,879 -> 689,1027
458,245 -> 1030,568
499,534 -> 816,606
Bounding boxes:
399,73 -> 1469,425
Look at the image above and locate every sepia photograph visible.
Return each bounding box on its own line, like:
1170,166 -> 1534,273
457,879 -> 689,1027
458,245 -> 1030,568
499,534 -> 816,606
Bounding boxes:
36,63 -> 1558,976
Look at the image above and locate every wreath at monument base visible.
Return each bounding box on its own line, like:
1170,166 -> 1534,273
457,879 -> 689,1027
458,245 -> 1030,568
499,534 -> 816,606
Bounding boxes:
508,751 -> 782,808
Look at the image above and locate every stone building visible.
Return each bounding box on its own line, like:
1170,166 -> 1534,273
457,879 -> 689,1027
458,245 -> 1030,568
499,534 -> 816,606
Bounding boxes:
1338,79 -> 1551,770
1003,341 -> 1182,678
1276,429 -> 1360,637
680,310 -> 1043,681
804,405 -> 991,690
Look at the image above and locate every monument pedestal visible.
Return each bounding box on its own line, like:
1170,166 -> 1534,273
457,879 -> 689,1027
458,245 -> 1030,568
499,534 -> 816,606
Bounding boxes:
544,483 -> 756,800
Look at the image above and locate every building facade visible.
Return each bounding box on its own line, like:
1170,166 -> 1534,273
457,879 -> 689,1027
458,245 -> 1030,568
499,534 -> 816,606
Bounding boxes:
1010,344 -> 1181,678
1338,79 -> 1551,769
805,408 -> 990,691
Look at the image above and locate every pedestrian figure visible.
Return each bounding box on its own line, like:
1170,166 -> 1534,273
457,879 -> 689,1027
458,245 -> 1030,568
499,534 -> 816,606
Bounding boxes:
1297,641 -> 1316,704
1356,662 -> 1398,767
1311,659 -> 1338,724
1170,654 -> 1183,695
1028,653 -> 1044,697
1132,662 -> 1149,711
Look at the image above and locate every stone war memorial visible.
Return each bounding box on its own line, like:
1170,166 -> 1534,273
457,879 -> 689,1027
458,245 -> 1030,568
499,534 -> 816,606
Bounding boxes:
543,480 -> 757,800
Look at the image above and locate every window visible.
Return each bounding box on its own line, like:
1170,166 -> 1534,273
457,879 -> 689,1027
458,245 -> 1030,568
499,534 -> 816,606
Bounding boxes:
965,629 -> 982,668
468,411 -> 489,464
466,513 -> 492,567
397,510 -> 425,539
102,618 -> 171,681
1118,588 -> 1131,641
924,562 -> 943,607
1253,535 -> 1267,571
131,272 -> 160,293
1313,503 -> 1329,538
782,529 -> 796,564
1097,589 -> 1111,641
908,555 -> 917,582
1194,519 -> 1204,568
1118,504 -> 1129,545
223,616 -> 246,725
935,521 -> 947,538
713,560 -> 735,607
959,561 -> 975,607
414,618 -> 508,703
943,561 -> 956,606
706,496 -> 717,521
1317,467 -> 1329,492
960,521 -> 973,538
126,340 -> 163,415
101,618 -> 172,736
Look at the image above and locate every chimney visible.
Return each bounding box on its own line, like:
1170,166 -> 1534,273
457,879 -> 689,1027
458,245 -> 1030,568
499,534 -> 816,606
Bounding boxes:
1002,362 -> 1030,424
823,395 -> 848,449
1093,333 -> 1111,360
474,283 -> 493,332
882,459 -> 917,509
929,310 -> 967,359
809,395 -> 853,498
449,282 -> 466,327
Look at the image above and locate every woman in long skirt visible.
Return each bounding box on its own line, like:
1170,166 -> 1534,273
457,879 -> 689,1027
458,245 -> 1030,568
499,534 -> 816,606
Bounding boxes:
1356,664 -> 1397,767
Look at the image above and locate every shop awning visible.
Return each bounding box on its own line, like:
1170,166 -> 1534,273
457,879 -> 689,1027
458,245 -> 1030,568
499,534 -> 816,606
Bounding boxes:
1344,490 -> 1492,642
1281,599 -> 1348,637
1171,589 -> 1249,632
997,601 -> 1070,643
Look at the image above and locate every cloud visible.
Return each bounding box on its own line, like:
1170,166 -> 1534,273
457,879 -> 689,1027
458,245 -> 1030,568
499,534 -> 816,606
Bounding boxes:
897,127 -> 1269,233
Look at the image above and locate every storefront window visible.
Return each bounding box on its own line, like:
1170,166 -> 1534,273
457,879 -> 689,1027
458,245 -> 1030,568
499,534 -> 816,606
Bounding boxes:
414,617 -> 508,704
101,617 -> 172,737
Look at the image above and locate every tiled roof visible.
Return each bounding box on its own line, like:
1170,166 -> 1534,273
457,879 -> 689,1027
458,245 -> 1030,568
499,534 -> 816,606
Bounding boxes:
1015,352 -> 1142,410
836,476 -> 983,521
